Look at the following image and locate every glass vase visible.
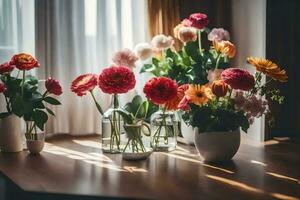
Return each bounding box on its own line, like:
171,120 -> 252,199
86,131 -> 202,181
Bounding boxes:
101,94 -> 125,153
25,121 -> 45,154
150,107 -> 179,152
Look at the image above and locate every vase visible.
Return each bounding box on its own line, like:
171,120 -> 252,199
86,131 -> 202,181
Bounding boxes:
25,121 -> 45,154
180,120 -> 194,145
194,128 -> 240,162
0,115 -> 23,153
101,94 -> 125,153
122,123 -> 152,161
150,108 -> 179,152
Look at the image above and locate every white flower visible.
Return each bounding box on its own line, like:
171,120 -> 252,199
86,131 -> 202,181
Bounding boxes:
151,34 -> 174,50
134,43 -> 153,60
178,27 -> 197,43
112,48 -> 138,69
208,28 -> 230,42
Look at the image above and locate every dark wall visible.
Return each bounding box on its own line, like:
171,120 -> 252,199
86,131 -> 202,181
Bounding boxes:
266,0 -> 300,138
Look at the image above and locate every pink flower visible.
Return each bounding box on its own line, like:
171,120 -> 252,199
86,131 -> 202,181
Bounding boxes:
0,62 -> 14,74
243,95 -> 268,117
177,27 -> 198,43
221,68 -> 255,91
207,69 -> 224,83
208,28 -> 230,42
0,82 -> 7,93
134,43 -> 153,60
45,77 -> 63,96
71,74 -> 98,96
187,13 -> 209,29
151,34 -> 174,51
233,90 -> 246,110
112,49 -> 138,69
178,96 -> 190,111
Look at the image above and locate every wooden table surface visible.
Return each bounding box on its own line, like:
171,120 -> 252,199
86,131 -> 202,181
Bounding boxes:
0,135 -> 300,200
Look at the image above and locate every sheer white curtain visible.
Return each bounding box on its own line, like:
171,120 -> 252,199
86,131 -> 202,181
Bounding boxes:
35,0 -> 148,135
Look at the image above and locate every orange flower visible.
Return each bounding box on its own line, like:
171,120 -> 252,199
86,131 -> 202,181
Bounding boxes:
213,40 -> 236,58
165,84 -> 189,110
10,53 -> 39,71
247,57 -> 288,82
211,80 -> 229,97
185,84 -> 214,106
173,23 -> 185,39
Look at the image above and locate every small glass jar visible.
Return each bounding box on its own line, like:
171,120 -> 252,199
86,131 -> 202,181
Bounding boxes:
25,121 -> 45,154
101,94 -> 125,153
150,108 -> 179,152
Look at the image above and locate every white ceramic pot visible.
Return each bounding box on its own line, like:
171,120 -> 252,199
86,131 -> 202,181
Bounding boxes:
180,120 -> 194,145
0,115 -> 23,153
194,128 -> 240,162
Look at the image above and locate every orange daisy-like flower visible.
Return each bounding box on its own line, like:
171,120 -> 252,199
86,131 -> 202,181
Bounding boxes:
185,85 -> 214,106
247,57 -> 288,82
213,40 -> 236,58
165,84 -> 189,110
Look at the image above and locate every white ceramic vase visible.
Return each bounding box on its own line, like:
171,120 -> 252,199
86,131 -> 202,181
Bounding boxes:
194,128 -> 240,162
0,115 -> 23,153
180,120 -> 194,145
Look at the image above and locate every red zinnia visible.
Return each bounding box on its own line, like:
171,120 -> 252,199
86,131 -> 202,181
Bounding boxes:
0,62 -> 14,74
45,77 -> 63,96
143,77 -> 178,105
0,82 -> 7,93
188,13 -> 209,29
71,74 -> 98,96
98,66 -> 136,94
221,68 -> 255,91
10,53 -> 39,71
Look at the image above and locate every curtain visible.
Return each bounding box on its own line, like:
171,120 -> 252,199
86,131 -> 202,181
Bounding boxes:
35,0 -> 148,135
147,0 -> 181,49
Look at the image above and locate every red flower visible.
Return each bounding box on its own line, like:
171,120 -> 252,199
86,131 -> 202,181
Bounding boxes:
71,74 -> 98,96
221,68 -> 255,91
165,84 -> 189,110
188,13 -> 209,29
143,77 -> 178,105
211,80 -> 229,97
45,77 -> 63,96
98,66 -> 136,94
0,62 -> 14,74
10,53 -> 39,71
0,82 -> 7,93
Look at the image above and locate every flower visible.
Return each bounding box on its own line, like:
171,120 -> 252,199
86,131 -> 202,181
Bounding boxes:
0,82 -> 7,93
247,57 -> 288,82
177,26 -> 198,43
173,23 -> 185,38
178,96 -> 190,111
221,68 -> 255,91
143,77 -> 178,105
207,69 -> 224,83
151,34 -> 174,51
112,49 -> 138,69
0,62 -> 14,74
165,84 -> 189,110
185,85 -> 214,106
211,80 -> 229,97
243,95 -> 268,117
213,40 -> 236,58
134,43 -> 153,60
71,74 -> 98,96
45,77 -> 63,96
98,66 -> 136,94
10,53 -> 39,71
233,90 -> 246,109
208,28 -> 230,42
187,13 -> 209,29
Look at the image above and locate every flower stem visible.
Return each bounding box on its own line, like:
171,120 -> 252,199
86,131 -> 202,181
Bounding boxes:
198,30 -> 202,54
215,54 -> 222,69
89,90 -> 104,115
21,70 -> 25,98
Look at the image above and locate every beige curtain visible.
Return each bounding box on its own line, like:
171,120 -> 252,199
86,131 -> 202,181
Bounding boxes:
148,0 -> 181,49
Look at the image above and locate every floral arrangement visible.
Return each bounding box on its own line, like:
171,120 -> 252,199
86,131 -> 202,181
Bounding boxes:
133,12 -> 287,133
0,53 -> 62,139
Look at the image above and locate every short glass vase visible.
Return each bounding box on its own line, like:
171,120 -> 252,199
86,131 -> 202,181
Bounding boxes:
25,121 -> 45,154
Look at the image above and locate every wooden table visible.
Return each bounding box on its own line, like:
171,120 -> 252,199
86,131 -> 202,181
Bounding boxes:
0,135 -> 300,200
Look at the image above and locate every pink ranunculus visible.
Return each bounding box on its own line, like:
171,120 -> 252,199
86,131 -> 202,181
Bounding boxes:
188,13 -> 209,29
112,49 -> 138,69
208,28 -> 230,42
178,96 -> 190,111
151,34 -> 174,51
221,68 -> 255,91
134,43 -> 153,60
178,27 -> 198,43
207,69 -> 224,83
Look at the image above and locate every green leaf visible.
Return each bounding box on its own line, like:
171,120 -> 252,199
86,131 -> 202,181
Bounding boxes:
44,96 -> 61,105
140,64 -> 156,73
12,96 -> 25,117
184,41 -> 202,63
0,112 -> 10,119
46,107 -> 55,116
25,75 -> 38,85
115,109 -> 134,124
33,110 -> 48,131
132,95 -> 143,112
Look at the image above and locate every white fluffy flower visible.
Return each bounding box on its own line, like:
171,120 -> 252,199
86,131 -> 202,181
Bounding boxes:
208,28 -> 230,42
134,43 -> 153,60
112,48 -> 138,68
178,27 -> 198,43
151,34 -> 174,50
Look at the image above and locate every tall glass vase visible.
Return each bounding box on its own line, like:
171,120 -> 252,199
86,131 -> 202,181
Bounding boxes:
101,94 -> 125,153
150,107 -> 179,152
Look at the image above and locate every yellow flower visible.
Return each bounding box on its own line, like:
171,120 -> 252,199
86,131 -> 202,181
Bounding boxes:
213,40 -> 236,58
247,57 -> 288,82
185,84 -> 214,106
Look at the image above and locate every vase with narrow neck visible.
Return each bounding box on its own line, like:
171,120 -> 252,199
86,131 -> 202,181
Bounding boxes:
150,106 -> 179,152
25,121 -> 45,154
101,94 -> 125,153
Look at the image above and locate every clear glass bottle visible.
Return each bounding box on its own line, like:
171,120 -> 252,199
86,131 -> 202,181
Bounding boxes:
101,94 -> 125,153
150,107 -> 179,152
